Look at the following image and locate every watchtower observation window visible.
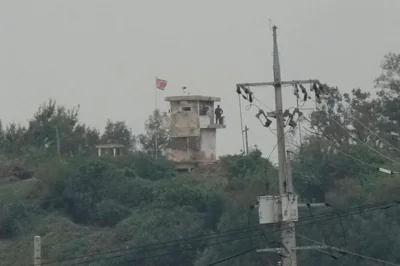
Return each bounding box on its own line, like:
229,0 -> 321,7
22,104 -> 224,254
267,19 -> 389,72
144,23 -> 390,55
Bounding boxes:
199,105 -> 210,116
181,106 -> 191,112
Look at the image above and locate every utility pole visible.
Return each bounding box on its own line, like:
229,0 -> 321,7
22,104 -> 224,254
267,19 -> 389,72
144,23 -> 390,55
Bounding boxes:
236,24 -> 328,266
272,25 -> 297,266
33,236 -> 41,266
243,126 -> 249,155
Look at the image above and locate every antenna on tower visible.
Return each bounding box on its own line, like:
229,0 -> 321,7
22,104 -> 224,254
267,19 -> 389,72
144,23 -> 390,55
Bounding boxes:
182,86 -> 189,95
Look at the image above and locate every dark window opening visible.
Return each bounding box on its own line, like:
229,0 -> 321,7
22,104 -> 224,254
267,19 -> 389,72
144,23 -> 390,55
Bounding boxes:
182,106 -> 191,112
199,102 -> 212,116
199,105 -> 210,116
168,137 -> 188,151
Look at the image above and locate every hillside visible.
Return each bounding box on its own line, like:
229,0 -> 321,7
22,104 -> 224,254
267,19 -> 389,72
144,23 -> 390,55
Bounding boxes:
1,53 -> 400,265
0,147 -> 400,266
0,151 -> 279,266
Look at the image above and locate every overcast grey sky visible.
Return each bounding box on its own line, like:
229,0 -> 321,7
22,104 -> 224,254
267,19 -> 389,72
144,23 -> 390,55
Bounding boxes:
0,0 -> 399,160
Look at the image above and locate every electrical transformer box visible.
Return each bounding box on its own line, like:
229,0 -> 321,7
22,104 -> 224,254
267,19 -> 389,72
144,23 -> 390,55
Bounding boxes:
258,195 -> 281,224
281,194 -> 299,222
258,194 -> 299,224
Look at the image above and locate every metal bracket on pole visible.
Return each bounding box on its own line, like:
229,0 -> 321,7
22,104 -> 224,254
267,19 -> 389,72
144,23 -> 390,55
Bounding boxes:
241,25 -> 328,266
266,112 -> 276,118
293,245 -> 329,251
256,248 -> 283,253
236,79 -> 321,88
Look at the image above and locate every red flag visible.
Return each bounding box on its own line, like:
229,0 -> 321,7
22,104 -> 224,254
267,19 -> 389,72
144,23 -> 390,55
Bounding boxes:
156,77 -> 167,90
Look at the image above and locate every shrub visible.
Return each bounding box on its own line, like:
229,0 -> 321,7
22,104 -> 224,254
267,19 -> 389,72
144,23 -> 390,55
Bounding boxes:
110,152 -> 176,180
152,180 -> 224,229
0,201 -> 38,238
38,156 -> 160,226
95,200 -> 131,227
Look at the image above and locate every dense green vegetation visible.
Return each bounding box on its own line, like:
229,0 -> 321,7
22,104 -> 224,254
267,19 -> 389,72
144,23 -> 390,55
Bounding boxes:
1,53 -> 400,265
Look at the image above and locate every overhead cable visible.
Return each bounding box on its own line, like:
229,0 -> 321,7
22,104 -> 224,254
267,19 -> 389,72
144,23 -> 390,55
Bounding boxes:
312,98 -> 400,167
297,234 -> 400,266
343,103 -> 400,154
302,116 -> 400,176
33,199 -> 400,266
205,247 -> 256,266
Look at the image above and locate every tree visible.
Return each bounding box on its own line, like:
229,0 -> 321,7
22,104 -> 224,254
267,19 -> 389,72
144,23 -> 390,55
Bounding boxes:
101,120 -> 136,152
305,53 -> 400,158
26,99 -> 99,156
289,54 -> 400,203
2,123 -> 27,156
70,124 -> 100,156
374,53 -> 400,148
0,121 -> 4,151
139,109 -> 169,157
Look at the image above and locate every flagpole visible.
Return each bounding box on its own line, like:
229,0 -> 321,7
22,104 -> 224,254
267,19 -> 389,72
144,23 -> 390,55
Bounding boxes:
155,81 -> 158,160
155,83 -> 158,110
155,77 -> 167,160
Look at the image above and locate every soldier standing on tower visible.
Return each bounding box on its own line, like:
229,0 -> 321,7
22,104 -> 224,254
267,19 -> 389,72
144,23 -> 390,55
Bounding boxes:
215,105 -> 223,124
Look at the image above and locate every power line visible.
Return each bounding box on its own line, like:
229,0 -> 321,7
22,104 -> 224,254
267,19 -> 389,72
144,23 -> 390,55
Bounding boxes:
345,105 -> 400,154
14,172 -> 400,262
298,121 -> 400,249
301,115 -> 400,176
10,171 -> 398,259
38,222 -> 268,261
232,27 -> 398,266
39,222 -> 262,265
254,96 -> 273,111
106,207 -> 399,266
51,204 -> 400,266
267,128 -> 294,161
299,98 -> 400,174
301,125 -> 378,167
33,199 -> 400,266
297,234 -> 400,266
31,217 -> 328,265
205,247 -> 256,266
312,98 -> 400,167
60,233 -> 262,266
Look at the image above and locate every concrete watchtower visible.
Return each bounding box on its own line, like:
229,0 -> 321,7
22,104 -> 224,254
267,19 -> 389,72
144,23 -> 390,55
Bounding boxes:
164,95 -> 226,171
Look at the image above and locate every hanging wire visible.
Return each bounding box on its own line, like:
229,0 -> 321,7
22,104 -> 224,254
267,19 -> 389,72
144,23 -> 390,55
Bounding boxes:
254,97 -> 274,111
301,118 -> 400,175
33,200 -> 400,266
205,247 -> 256,266
312,98 -> 400,167
344,106 -> 400,154
297,234 -> 400,266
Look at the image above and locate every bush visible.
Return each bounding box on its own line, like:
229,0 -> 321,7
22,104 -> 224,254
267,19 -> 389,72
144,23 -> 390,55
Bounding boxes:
115,206 -> 206,266
95,200 -> 131,227
220,150 -> 274,191
152,180 -> 224,229
0,201 -> 38,238
38,156 -> 164,226
153,180 -> 208,210
101,177 -> 154,207
110,152 -> 176,180
39,157 -> 114,224
220,150 -> 266,177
